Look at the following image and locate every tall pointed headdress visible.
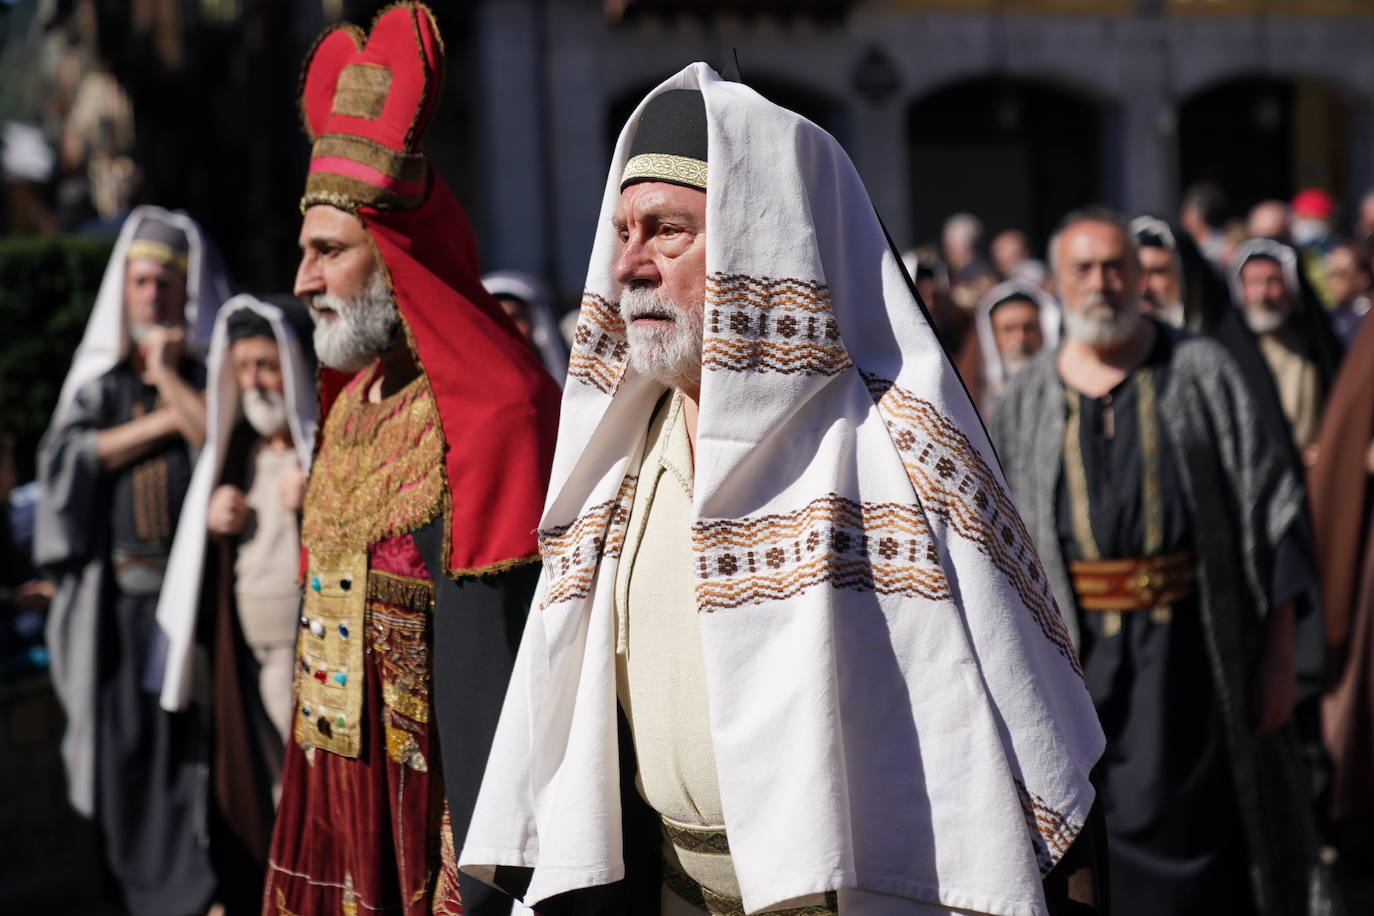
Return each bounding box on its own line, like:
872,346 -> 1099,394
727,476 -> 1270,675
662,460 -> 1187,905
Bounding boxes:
297,3 -> 560,577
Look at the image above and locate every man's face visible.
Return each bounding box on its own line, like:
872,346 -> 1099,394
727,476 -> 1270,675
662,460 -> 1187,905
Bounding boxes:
497,296 -> 534,344
612,181 -> 708,389
1053,220 -> 1141,348
230,335 -> 284,396
1137,245 -> 1182,322
124,257 -> 188,337
991,231 -> 1029,277
294,205 -> 398,373
230,334 -> 290,437
989,299 -> 1042,373
1323,247 -> 1363,306
1239,258 -> 1291,334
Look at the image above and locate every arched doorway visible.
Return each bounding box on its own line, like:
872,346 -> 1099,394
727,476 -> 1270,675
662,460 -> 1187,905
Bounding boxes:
1179,76 -> 1350,221
906,77 -> 1107,252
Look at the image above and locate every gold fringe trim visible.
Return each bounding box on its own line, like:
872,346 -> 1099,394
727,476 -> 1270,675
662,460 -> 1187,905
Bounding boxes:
302,373 -> 448,553
367,570 -> 434,612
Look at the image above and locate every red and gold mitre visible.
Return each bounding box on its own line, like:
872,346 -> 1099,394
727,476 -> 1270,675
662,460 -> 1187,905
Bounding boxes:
296,3 -> 561,579
299,2 -> 443,212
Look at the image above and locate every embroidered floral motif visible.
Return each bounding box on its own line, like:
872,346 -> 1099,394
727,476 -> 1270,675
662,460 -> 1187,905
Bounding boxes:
537,474 -> 637,609
691,494 -> 948,611
368,595 -> 432,771
567,291 -> 628,395
703,273 -> 852,377
861,370 -> 1081,676
301,374 -> 447,553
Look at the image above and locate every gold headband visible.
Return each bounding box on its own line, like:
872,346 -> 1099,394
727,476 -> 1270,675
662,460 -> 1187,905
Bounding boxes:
621,152 -> 708,191
126,239 -> 189,274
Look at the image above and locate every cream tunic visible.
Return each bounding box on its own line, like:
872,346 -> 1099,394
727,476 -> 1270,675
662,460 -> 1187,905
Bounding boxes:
614,393 -> 739,911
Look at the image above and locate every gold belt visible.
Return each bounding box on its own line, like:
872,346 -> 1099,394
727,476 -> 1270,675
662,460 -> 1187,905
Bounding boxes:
1069,551 -> 1195,612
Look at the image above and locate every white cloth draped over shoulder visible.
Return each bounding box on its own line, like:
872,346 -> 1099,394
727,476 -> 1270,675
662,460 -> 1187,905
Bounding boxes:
153,294 -> 317,712
460,63 -> 1104,916
50,205 -> 233,429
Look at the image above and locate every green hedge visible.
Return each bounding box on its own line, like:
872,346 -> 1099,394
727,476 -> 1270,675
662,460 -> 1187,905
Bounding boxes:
0,235 -> 115,482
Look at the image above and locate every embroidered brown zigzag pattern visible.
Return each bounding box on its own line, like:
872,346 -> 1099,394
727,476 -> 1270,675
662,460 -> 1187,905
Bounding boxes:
567,291 -> 628,395
861,370 -> 1082,677
691,494 -> 948,611
537,475 -> 637,609
1014,778 -> 1083,874
703,273 -> 853,377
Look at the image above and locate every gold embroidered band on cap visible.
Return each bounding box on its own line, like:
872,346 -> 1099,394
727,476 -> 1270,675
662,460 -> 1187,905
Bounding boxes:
126,240 -> 189,274
622,152 -> 708,191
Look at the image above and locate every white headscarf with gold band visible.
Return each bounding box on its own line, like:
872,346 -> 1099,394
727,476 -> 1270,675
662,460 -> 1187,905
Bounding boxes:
50,205 -> 234,427
461,63 -> 1103,916
153,294 -> 317,712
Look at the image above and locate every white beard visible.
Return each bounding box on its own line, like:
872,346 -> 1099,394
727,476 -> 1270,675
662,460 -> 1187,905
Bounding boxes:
1063,292 -> 1142,349
308,270 -> 399,373
618,285 -> 704,390
242,387 -> 289,438
1243,300 -> 1289,335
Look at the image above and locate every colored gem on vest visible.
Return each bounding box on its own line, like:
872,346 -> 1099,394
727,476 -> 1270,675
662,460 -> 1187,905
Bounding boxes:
311,575 -> 322,592
333,672 -> 347,686
338,624 -> 349,638
299,659 -> 309,672
340,577 -> 352,591
314,670 -> 327,682
309,619 -> 325,638
335,715 -> 346,729
317,716 -> 332,737
299,614 -> 309,628
301,707 -> 311,717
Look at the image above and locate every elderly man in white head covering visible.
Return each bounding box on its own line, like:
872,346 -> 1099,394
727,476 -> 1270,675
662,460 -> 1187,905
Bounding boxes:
1231,238 -> 1342,454
971,280 -> 1061,410
152,293 -> 316,912
461,66 -> 1106,916
34,205 -> 232,916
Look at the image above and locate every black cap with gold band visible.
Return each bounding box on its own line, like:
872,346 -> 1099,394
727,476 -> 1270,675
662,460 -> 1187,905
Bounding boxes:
126,217 -> 191,274
621,89 -> 708,192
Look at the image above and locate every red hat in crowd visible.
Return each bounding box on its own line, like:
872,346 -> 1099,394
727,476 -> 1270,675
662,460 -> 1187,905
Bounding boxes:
1292,188 -> 1333,221
299,2 -> 560,576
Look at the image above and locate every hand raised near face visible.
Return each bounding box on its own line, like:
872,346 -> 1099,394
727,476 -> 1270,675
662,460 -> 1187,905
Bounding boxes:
207,484 -> 250,538
140,324 -> 187,383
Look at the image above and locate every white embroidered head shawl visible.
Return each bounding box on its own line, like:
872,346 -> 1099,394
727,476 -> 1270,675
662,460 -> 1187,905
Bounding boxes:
460,63 -> 1104,916
153,294 -> 317,711
51,205 -> 234,427
973,279 -> 1063,406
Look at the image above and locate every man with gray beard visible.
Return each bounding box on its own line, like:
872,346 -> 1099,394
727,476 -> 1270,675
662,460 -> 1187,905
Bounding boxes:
1231,240 -> 1342,456
260,8 -> 560,915
153,295 -> 317,914
989,208 -> 1334,916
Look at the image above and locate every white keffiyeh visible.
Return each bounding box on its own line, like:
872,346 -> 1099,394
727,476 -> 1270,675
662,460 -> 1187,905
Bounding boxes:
153,294 -> 317,711
460,64 -> 1104,916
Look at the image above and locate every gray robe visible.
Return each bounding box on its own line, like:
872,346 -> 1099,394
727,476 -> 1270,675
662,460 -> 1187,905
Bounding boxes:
988,328 -> 1336,916
35,364 -> 216,916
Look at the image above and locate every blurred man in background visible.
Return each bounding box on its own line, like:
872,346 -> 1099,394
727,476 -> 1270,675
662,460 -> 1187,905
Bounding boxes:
1179,182 -> 1228,270
154,294 -> 317,914
1231,240 -> 1343,456
1322,241 -> 1371,346
35,206 -> 232,916
990,207 -> 1333,916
